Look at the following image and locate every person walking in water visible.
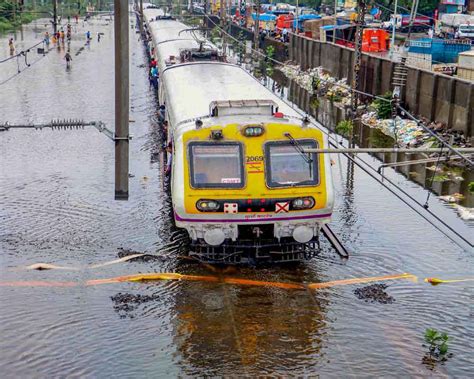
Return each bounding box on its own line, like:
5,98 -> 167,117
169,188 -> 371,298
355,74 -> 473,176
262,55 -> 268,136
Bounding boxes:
8,38 -> 14,55
86,30 -> 91,42
64,51 -> 72,68
44,32 -> 50,48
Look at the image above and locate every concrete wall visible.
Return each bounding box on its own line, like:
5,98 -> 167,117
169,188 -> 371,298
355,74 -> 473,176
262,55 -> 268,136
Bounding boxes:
289,34 -> 474,137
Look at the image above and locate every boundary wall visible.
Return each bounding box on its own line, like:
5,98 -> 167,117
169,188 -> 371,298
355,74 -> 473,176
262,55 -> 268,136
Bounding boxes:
289,34 -> 474,137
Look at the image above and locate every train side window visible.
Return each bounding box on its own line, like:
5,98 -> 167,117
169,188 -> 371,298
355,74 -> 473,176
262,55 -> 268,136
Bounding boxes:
264,139 -> 319,188
188,142 -> 244,189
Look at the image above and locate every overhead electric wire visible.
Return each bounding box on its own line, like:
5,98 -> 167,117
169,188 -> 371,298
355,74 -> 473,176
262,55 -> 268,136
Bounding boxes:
275,101 -> 473,249
374,2 -> 437,23
190,11 -> 474,247
198,13 -> 473,167
0,40 -> 49,87
0,40 -> 44,64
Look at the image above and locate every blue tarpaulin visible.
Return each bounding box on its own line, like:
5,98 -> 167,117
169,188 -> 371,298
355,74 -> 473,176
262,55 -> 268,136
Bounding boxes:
409,38 -> 473,63
251,13 -> 277,22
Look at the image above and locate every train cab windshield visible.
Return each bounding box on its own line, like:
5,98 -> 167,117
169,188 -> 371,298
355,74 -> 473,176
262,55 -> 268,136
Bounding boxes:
189,142 -> 245,188
265,140 -> 319,187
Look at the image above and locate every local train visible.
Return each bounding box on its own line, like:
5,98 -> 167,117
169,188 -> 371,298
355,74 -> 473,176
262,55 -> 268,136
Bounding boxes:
143,7 -> 334,264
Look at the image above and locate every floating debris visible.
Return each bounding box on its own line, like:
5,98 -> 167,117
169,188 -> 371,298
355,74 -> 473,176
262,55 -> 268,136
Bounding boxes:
26,263 -> 78,271
452,204 -> 474,221
439,193 -> 465,203
116,248 -> 163,263
353,283 -> 395,304
110,292 -> 160,318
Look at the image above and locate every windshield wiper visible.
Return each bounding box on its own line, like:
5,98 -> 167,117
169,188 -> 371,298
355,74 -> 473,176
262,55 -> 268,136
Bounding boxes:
284,133 -> 312,164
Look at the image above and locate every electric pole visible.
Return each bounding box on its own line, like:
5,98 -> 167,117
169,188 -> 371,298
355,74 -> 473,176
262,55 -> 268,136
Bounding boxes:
53,0 -> 58,33
253,0 -> 260,50
114,0 -> 129,200
139,0 -> 144,36
350,0 -> 366,116
220,0 -> 226,55
349,0 -> 367,148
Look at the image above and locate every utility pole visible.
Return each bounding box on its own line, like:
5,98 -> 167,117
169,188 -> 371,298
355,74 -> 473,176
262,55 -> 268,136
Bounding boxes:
53,0 -> 58,33
295,0 -> 299,34
139,0 -> 144,36
350,0 -> 366,115
114,0 -> 129,200
349,0 -> 366,148
220,0 -> 226,55
253,0 -> 260,50
391,0 -> 398,56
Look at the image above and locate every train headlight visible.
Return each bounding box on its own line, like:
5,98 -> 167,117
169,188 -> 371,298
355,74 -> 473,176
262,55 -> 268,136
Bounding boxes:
242,125 -> 264,137
204,229 -> 226,246
292,197 -> 315,210
293,226 -> 313,243
196,199 -> 220,212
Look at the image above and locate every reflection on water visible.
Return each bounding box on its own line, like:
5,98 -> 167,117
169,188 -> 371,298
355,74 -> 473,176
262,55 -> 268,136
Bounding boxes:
0,15 -> 473,378
173,281 -> 328,375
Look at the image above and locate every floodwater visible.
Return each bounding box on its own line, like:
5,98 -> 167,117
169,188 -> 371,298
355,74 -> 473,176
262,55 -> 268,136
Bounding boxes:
1,17 -> 473,378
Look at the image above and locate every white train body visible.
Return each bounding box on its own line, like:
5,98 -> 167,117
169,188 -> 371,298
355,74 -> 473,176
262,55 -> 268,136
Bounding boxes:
143,8 -> 335,262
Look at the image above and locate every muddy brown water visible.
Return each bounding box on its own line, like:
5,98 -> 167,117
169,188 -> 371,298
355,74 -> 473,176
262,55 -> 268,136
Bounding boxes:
0,18 -> 473,377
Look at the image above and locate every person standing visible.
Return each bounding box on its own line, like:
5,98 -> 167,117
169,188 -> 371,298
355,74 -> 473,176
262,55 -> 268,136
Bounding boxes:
8,38 -> 14,55
150,66 -> 158,89
44,31 -> 50,47
97,32 -> 101,42
165,142 -> 173,177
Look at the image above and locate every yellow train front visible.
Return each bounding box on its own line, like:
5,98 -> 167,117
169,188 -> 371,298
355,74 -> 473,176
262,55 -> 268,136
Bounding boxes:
163,67 -> 335,264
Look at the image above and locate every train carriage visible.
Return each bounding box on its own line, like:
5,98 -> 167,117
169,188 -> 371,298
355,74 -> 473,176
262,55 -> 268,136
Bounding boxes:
143,9 -> 334,263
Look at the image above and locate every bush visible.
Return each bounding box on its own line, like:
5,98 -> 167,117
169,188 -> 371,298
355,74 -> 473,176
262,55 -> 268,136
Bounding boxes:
468,182 -> 474,193
336,120 -> 353,137
372,92 -> 393,119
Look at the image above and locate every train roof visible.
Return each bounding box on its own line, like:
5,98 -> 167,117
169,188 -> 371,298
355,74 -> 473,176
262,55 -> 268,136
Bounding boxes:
143,11 -> 214,71
142,7 -> 163,20
161,62 -> 300,129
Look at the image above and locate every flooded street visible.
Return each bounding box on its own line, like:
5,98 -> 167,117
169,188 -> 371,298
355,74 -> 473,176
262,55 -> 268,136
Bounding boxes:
1,17 -> 473,377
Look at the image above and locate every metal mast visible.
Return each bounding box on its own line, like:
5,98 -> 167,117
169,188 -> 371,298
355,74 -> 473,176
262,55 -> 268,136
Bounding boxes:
350,0 -> 367,116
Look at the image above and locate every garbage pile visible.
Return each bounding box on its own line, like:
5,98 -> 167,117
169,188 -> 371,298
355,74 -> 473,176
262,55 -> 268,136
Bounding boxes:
421,118 -> 471,148
280,64 -> 351,106
282,65 -> 472,149
361,113 -> 430,147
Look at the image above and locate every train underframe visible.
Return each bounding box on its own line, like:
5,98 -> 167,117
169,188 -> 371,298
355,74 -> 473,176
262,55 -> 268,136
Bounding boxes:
186,225 -> 322,265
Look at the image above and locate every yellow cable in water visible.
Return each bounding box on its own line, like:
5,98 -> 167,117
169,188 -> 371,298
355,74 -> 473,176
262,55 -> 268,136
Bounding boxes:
87,272 -> 417,290
0,272 -> 419,289
307,273 -> 418,289
424,277 -> 474,285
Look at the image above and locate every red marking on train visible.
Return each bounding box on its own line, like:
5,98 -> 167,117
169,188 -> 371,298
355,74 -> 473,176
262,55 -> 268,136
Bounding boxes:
275,202 -> 290,213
